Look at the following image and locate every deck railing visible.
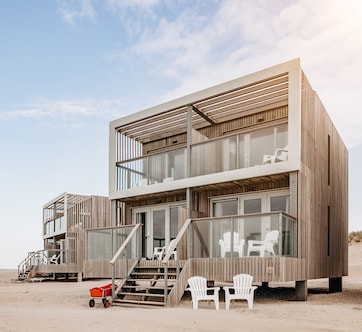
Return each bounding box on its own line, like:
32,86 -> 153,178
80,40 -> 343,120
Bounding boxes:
17,248 -> 77,280
161,212 -> 296,304
116,123 -> 288,190
163,212 -> 297,261
108,224 -> 142,301
188,212 -> 297,258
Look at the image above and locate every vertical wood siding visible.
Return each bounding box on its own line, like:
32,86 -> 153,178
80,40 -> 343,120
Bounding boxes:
300,72 -> 348,280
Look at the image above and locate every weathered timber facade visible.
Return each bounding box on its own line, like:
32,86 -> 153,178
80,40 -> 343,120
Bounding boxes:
19,193 -> 111,281
104,59 -> 348,303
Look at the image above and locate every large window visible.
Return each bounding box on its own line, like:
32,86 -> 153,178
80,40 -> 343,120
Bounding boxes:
191,123 -> 288,177
210,190 -> 291,257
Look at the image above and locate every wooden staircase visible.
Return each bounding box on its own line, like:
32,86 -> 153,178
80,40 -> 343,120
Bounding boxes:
112,262 -> 181,307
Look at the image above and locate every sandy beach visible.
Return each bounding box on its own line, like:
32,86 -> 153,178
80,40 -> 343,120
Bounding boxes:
1,242 -> 361,332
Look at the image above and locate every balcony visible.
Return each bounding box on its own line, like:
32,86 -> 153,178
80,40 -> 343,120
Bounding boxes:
116,123 -> 288,190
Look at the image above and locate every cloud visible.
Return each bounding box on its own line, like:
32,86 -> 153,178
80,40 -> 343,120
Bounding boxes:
0,98 -> 128,123
104,0 -> 362,148
57,0 -> 96,26
105,0 -> 160,35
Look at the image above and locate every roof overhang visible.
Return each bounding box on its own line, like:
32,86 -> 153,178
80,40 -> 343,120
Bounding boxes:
110,58 -> 300,144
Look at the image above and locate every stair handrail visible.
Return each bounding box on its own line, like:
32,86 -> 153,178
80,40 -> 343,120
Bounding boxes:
17,250 -> 48,280
162,218 -> 191,263
110,223 -> 141,301
161,218 -> 191,305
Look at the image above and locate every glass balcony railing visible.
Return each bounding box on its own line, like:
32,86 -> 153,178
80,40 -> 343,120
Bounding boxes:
116,148 -> 186,190
116,124 -> 288,190
86,225 -> 140,260
190,212 -> 297,258
84,212 -> 297,262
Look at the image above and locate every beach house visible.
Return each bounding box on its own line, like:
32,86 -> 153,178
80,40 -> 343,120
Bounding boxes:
18,193 -> 110,281
99,58 -> 348,306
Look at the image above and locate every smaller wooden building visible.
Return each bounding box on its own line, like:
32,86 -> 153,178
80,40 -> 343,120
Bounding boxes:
18,192 -> 111,281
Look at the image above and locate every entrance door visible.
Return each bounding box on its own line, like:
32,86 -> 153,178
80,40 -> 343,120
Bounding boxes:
152,208 -> 166,251
134,208 -> 148,258
133,205 -> 182,259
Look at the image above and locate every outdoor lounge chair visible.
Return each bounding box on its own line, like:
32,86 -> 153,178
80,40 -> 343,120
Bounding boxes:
153,239 -> 177,260
224,274 -> 257,309
262,146 -> 288,164
219,232 -> 245,257
187,276 -> 220,310
247,230 -> 279,257
48,254 -> 59,264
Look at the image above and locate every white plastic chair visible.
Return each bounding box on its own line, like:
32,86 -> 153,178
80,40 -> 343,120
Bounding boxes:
219,232 -> 245,257
153,247 -> 164,260
247,230 -> 279,257
48,254 -> 59,264
224,274 -> 257,309
263,146 -> 288,164
153,239 -> 177,260
187,276 -> 220,310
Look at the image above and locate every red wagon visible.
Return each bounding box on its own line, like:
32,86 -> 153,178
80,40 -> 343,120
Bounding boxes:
89,283 -> 114,308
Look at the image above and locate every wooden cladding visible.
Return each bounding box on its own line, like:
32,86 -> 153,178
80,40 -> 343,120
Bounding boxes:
300,71 -> 348,279
67,194 -> 111,231
189,257 -> 306,283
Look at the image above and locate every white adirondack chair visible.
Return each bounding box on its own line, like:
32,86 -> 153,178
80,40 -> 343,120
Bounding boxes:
187,276 -> 220,310
219,232 -> 245,257
224,274 -> 257,310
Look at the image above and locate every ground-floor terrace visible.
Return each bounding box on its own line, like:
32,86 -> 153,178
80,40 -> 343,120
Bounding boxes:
19,210 -> 343,305
80,213 -> 330,306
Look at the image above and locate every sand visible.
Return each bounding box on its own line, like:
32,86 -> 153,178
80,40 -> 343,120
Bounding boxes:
1,243 -> 361,332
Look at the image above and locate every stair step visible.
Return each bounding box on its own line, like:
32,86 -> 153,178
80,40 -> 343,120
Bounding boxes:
119,291 -> 167,298
113,299 -> 165,307
125,278 -> 176,283
122,285 -> 173,290
131,272 -> 177,276
112,262 -> 182,308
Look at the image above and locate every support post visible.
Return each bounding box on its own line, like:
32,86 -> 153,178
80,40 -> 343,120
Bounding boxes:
77,272 -> 82,282
329,277 -> 342,293
295,280 -> 307,301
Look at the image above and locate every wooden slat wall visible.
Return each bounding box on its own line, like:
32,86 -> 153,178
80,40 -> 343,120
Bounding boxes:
188,257 -> 305,283
300,72 -> 348,280
90,196 -> 111,229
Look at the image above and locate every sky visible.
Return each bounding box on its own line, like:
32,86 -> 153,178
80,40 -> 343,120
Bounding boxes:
0,0 -> 361,269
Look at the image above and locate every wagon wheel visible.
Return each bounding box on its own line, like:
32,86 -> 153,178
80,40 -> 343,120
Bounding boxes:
104,300 -> 110,308
89,299 -> 95,307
